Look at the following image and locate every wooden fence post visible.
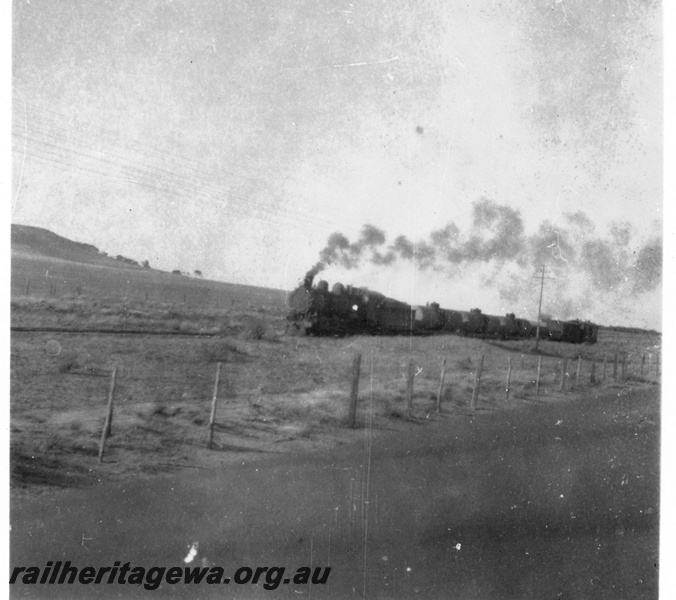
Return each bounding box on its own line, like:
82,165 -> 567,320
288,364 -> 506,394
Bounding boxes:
575,356 -> 582,389
641,354 -> 645,376
436,358 -> 447,413
505,357 -> 512,402
621,354 -> 627,381
471,355 -> 484,410
347,353 -> 361,427
560,359 -> 568,391
406,360 -> 415,416
602,355 -> 607,381
648,353 -> 652,375
207,362 -> 223,449
590,359 -> 596,384
613,354 -> 618,380
98,368 -> 118,462
535,356 -> 542,395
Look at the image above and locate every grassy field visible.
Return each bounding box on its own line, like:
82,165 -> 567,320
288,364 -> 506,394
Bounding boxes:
10,244 -> 661,498
12,248 -> 286,311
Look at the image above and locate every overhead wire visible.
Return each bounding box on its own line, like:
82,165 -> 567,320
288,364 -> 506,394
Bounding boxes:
11,100 -> 361,230
10,128 -> 338,231
11,144 -> 319,232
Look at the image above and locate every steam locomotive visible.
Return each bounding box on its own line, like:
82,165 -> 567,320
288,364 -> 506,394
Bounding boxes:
286,273 -> 598,344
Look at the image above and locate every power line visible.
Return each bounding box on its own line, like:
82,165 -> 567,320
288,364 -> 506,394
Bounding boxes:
532,264 -> 554,351
11,144 -> 328,233
12,100 -> 359,228
11,129 -> 346,232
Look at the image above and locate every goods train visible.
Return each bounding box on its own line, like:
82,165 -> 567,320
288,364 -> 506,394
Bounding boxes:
286,273 -> 598,344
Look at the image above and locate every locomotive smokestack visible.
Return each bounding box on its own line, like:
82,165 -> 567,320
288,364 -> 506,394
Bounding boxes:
302,262 -> 324,289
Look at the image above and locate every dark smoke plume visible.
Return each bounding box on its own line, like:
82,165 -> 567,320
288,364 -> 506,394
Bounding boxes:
301,261 -> 325,288
319,225 -> 392,269
312,198 -> 662,322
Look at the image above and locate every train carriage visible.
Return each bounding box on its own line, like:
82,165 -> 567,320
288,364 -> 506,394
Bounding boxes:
366,294 -> 413,334
286,272 -> 597,343
441,309 -> 464,333
411,303 -> 445,333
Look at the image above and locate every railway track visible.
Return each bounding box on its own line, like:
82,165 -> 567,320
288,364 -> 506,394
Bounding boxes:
10,326 -> 220,337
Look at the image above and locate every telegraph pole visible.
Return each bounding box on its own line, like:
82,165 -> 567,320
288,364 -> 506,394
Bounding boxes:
533,265 -> 553,352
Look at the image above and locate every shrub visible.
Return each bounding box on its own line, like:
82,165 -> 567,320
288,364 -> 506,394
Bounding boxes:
240,316 -> 267,340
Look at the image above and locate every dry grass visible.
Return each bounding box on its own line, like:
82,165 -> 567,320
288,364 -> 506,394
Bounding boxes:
239,315 -> 268,340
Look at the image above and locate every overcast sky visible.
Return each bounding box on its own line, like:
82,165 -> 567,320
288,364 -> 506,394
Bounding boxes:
11,0 -> 663,329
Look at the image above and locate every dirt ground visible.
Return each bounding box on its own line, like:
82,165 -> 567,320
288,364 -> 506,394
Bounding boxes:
10,383 -> 659,598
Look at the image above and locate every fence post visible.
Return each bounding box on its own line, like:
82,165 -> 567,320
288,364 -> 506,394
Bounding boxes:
590,359 -> 596,384
406,360 -> 415,416
436,358 -> 447,413
471,355 -> 484,410
207,362 -> 223,449
648,353 -> 652,375
505,357 -> 512,402
621,354 -> 627,381
560,359 -> 568,391
98,368 -> 118,462
602,355 -> 607,381
347,353 -> 361,427
575,356 -> 582,389
535,356 -> 542,395
613,354 -> 618,380
641,354 -> 645,376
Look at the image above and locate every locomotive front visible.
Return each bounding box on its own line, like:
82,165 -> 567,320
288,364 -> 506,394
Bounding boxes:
286,272 -> 370,335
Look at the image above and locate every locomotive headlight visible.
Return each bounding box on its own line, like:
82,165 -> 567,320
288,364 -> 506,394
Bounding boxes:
352,304 -> 359,311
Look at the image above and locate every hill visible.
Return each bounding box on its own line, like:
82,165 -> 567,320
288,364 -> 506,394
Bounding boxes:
10,224 -> 288,328
11,224 -> 143,269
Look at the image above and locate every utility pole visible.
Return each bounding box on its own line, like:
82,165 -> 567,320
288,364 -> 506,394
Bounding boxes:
533,265 -> 553,352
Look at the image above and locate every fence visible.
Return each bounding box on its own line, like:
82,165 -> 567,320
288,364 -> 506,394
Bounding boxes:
11,330 -> 661,464
344,349 -> 660,424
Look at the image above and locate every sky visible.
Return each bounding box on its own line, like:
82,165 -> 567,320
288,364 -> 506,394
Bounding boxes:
10,0 -> 664,329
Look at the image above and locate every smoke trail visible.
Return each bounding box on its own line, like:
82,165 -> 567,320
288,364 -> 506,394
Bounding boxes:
318,225 -> 393,269
311,198 -> 662,324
